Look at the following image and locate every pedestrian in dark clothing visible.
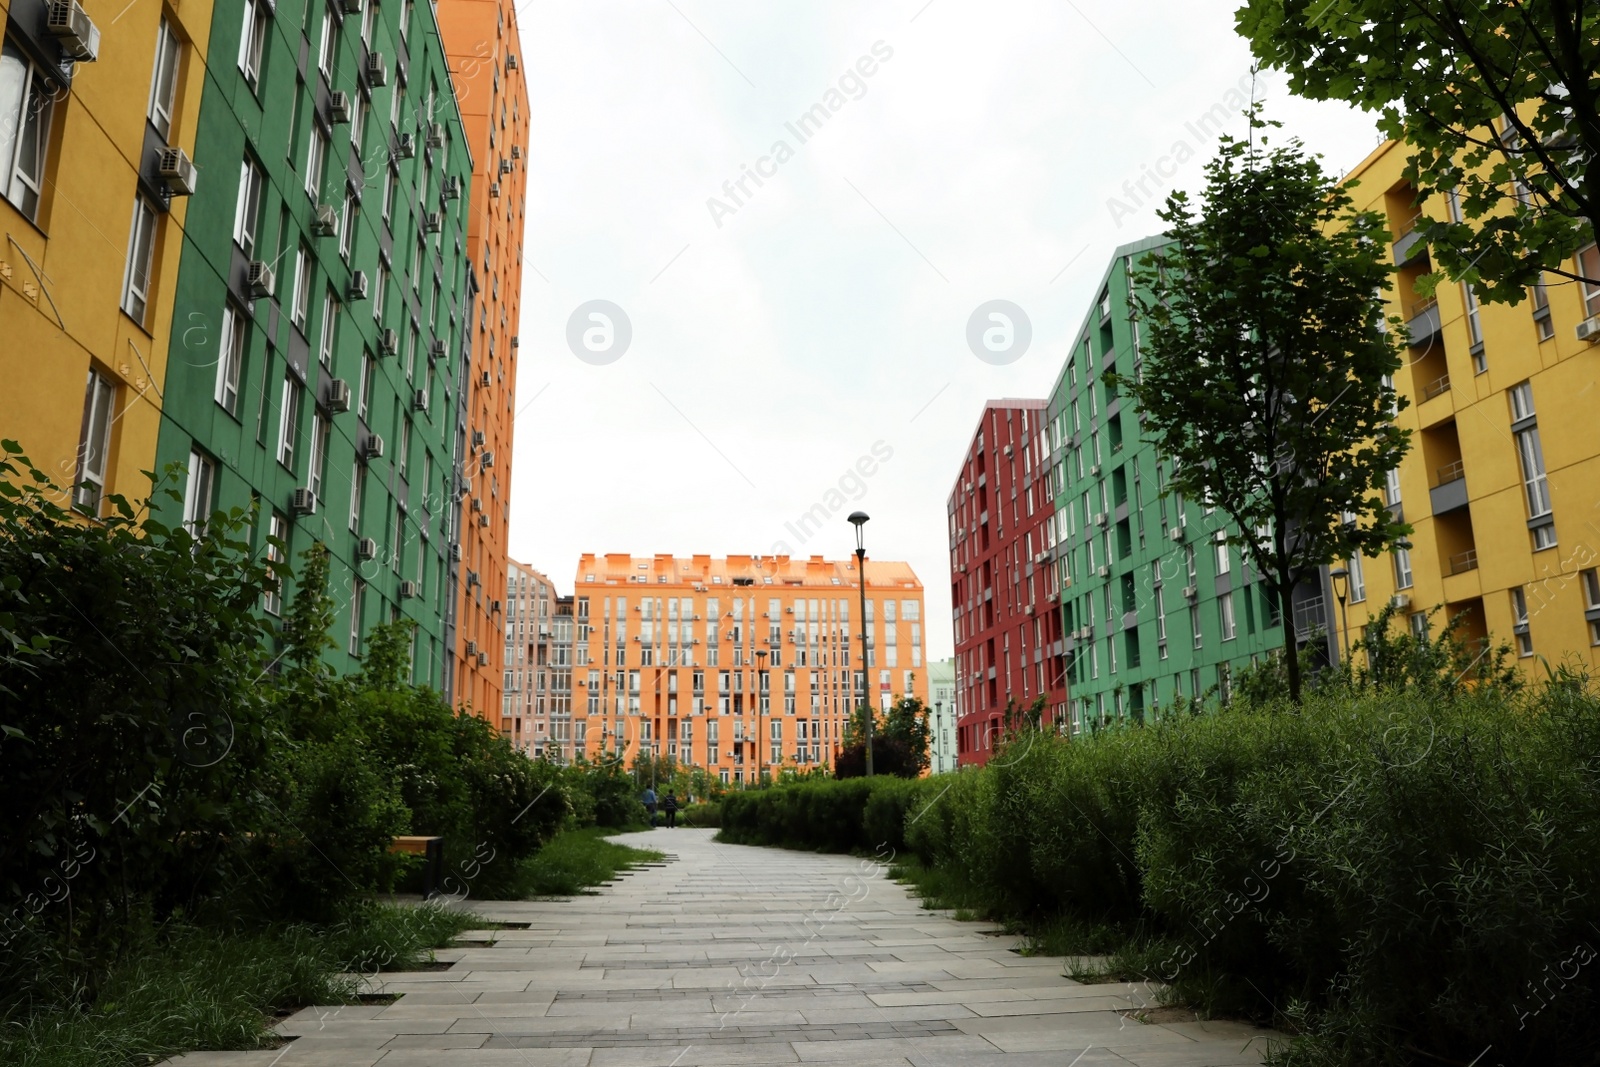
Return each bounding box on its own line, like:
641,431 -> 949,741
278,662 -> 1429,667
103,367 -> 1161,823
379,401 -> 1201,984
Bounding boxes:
663,791 -> 679,828
641,786 -> 657,827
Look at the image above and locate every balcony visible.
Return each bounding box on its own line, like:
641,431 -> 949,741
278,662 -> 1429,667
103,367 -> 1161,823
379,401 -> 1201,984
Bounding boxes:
1429,460 -> 1469,515
1447,548 -> 1479,576
1406,298 -> 1442,350
1292,595 -> 1326,642
1392,214 -> 1428,267
1420,373 -> 1452,401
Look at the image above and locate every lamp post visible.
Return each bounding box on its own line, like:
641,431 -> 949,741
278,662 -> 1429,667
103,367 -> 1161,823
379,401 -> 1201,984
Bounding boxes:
848,511 -> 873,777
934,700 -> 942,773
755,649 -> 767,787
1328,566 -> 1351,667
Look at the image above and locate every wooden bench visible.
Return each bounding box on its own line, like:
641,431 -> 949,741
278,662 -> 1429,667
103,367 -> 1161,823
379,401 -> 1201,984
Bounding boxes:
389,835 -> 445,898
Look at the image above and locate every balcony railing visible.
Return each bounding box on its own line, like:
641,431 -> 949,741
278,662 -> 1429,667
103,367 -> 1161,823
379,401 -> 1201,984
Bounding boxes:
1435,459 -> 1465,486
1292,595 -> 1326,641
1421,374 -> 1452,401
1448,549 -> 1479,576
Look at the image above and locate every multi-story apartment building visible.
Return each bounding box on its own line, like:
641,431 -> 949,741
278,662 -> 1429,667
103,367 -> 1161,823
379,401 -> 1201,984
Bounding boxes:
153,0 -> 475,684
503,560 -> 550,752
1047,237 -> 1324,733
572,553 -> 928,783
0,0 -> 211,514
439,0 -> 528,716
926,657 -> 958,774
948,399 -> 1070,765
1327,141 -> 1600,669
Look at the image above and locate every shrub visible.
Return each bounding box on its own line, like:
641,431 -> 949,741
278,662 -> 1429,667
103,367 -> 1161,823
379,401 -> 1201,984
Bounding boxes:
678,802 -> 721,828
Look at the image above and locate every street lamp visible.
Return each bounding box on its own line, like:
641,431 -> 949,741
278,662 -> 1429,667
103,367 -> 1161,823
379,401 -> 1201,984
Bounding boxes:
848,511 -> 873,777
934,700 -> 942,773
1328,565 -> 1351,666
755,648 -> 768,787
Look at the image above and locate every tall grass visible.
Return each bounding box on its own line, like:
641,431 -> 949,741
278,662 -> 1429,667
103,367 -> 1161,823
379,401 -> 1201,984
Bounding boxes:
516,828 -> 665,897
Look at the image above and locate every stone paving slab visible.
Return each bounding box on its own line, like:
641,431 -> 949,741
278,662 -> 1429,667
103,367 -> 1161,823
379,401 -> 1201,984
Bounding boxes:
160,827 -> 1285,1066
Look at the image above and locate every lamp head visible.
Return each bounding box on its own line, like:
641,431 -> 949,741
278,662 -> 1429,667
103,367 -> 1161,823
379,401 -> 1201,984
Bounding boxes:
1329,565 -> 1349,599
848,511 -> 869,553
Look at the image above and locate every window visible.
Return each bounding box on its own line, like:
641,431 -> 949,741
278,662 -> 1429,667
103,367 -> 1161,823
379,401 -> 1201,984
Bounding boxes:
1510,588 -> 1532,657
349,463 -> 365,532
319,291 -> 339,366
339,193 -> 358,259
1582,569 -> 1600,646
1219,591 -> 1236,640
263,512 -> 288,615
183,448 -> 217,536
0,42 -> 53,221
1215,534 -> 1230,575
1190,602 -> 1202,650
1464,283 -> 1485,371
382,165 -> 396,220
277,375 -> 301,470
1393,546 -> 1414,590
305,123 -> 328,199
1510,382 -> 1554,548
400,0 -> 413,40
291,244 -> 312,329
1410,611 -> 1429,642
374,264 -> 388,322
73,369 -> 116,514
214,303 -> 247,415
121,198 -> 159,323
1530,274 -> 1554,341
1348,552 -> 1365,603
147,18 -> 182,138
1580,244 -> 1600,319
317,2 -> 340,79
398,418 -> 410,479
1384,467 -> 1402,508
238,0 -> 269,87
348,580 -> 364,655
309,411 -> 330,503
233,158 -> 265,255
359,351 -> 374,418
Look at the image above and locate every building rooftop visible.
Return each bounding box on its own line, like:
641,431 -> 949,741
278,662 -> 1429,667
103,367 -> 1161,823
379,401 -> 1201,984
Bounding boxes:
573,553 -> 922,590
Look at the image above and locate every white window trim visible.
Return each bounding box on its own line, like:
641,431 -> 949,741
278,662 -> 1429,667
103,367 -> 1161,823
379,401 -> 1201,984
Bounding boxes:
121,197 -> 159,323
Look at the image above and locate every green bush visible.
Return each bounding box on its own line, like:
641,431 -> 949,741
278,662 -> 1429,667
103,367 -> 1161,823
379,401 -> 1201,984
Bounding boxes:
678,802 -> 721,828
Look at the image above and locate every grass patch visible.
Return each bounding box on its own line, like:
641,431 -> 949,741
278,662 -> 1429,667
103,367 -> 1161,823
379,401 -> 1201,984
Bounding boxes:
0,902 -> 474,1067
516,827 -> 666,897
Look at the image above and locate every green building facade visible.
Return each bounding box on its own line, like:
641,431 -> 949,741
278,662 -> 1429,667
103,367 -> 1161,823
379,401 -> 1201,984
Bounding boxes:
1049,237 -> 1328,732
155,0 -> 476,685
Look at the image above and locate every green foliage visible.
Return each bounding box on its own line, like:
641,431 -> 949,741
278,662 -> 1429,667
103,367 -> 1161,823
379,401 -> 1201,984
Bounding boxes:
836,694 -> 932,778
677,802 -> 721,828
720,776 -> 944,855
1235,0 -> 1600,301
516,828 -> 665,897
1121,112 -> 1411,700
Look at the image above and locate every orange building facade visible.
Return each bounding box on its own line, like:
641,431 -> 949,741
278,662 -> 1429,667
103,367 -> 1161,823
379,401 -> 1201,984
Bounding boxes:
438,0 -> 529,715
572,554 -> 929,783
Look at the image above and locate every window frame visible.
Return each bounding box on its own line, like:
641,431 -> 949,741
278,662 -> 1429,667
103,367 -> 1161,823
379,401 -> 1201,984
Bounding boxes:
72,368 -> 116,514
147,17 -> 182,138
183,447 -> 218,537
234,157 -> 264,256
214,302 -> 247,415
276,374 -> 301,471
238,0 -> 269,87
120,197 -> 160,325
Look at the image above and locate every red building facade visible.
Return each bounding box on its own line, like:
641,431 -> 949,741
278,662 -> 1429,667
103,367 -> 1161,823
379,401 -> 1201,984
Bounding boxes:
948,399 -> 1069,765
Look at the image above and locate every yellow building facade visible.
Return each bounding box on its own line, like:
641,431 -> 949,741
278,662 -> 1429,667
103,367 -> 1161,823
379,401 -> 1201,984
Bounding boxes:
1332,140 -> 1600,670
572,553 -> 929,783
0,0 -> 211,510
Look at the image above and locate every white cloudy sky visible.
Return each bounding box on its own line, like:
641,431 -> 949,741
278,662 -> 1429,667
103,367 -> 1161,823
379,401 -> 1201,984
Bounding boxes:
506,0 -> 1383,662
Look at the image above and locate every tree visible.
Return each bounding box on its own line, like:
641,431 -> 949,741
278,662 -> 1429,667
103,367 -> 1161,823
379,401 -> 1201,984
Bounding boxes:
1120,116 -> 1412,703
836,695 -> 930,777
1236,0 -> 1600,302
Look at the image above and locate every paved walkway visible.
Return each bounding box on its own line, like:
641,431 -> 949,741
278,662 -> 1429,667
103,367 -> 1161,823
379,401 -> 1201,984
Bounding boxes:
169,828 -> 1282,1066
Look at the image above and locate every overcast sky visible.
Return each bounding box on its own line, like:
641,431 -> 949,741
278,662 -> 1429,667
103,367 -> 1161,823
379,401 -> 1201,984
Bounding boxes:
506,0 -> 1384,662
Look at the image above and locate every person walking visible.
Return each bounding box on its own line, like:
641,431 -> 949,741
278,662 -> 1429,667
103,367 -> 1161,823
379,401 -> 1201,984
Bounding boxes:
662,791 -> 679,829
641,785 -> 657,828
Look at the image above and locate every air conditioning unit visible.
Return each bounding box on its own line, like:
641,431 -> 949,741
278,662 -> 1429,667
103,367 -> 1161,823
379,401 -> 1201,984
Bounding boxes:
357,537 -> 378,560
510,145 -> 522,160
506,53 -> 518,71
1577,317 -> 1600,342
47,1 -> 99,61
489,182 -> 501,199
478,370 -> 491,387
450,543 -> 462,561
327,378 -> 352,413
480,451 -> 494,469
1169,527 -> 1186,543
1391,593 -> 1411,610
1097,565 -> 1111,579
246,261 -> 275,298
510,335 -> 519,349
478,514 -> 488,527
428,339 -> 446,360
311,204 -> 339,237
329,91 -> 352,124
1003,444 -> 1013,457
157,147 -> 197,196
443,176 -> 461,199
1090,464 -> 1102,477
471,497 -> 482,512
465,640 -> 479,656
424,211 -> 442,233
499,159 -> 513,176
365,51 -> 387,85
477,651 -> 489,666
396,132 -> 415,159
398,579 -> 418,598
1094,512 -> 1107,527
348,270 -> 368,300
1182,584 -> 1197,600
291,487 -> 317,514
342,0 -> 363,14
412,388 -> 428,412
379,328 -> 399,356
1024,604 -> 1034,615
427,122 -> 445,148
471,430 -> 485,447
365,434 -> 385,459
491,599 -> 501,613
